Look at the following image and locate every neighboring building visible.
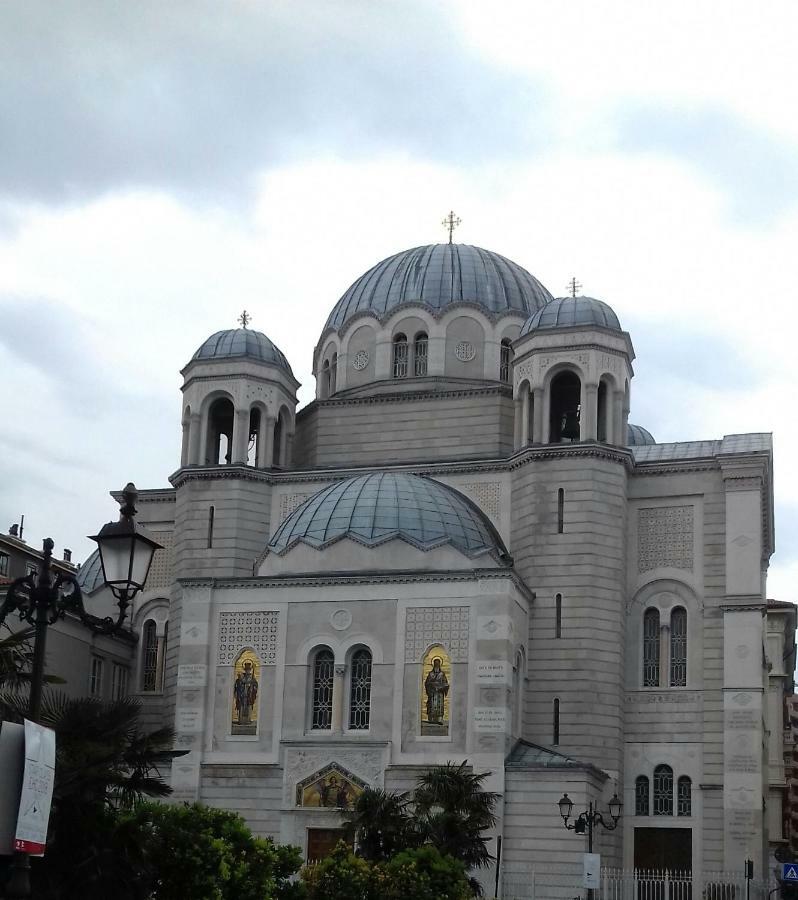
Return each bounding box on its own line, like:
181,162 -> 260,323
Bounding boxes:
0,529 -> 135,702
79,240 -> 789,894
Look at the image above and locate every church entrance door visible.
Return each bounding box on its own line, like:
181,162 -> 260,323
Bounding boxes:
634,826 -> 692,871
306,828 -> 351,862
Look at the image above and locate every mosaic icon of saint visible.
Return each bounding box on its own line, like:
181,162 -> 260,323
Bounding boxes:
424,656 -> 449,724
234,659 -> 258,726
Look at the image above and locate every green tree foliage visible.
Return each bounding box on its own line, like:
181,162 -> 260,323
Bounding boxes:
301,842 -> 375,900
376,846 -> 472,900
0,624 -> 63,693
124,802 -> 303,900
413,760 -> 499,874
342,788 -> 414,862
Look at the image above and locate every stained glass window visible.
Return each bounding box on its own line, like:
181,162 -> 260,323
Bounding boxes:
677,776 -> 691,816
670,607 -> 687,687
635,776 -> 650,816
653,764 -> 673,815
643,608 -> 660,686
348,649 -> 372,730
142,620 -> 158,692
500,339 -> 512,383
414,333 -> 428,376
312,649 -> 335,730
392,335 -> 408,378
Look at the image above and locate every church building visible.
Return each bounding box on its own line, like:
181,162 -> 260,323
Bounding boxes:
76,239 -> 785,895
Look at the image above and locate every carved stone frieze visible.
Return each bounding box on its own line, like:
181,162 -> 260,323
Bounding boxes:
217,611 -> 279,665
279,492 -> 313,522
638,506 -> 694,572
405,606 -> 470,662
282,746 -> 385,806
460,481 -> 501,519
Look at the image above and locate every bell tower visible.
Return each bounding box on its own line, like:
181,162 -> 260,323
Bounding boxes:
511,294 -> 634,448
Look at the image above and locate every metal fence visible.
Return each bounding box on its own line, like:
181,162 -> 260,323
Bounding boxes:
501,865 -> 775,900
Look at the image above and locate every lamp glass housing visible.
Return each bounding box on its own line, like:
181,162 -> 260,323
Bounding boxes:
608,793 -> 622,821
91,521 -> 160,596
558,793 -> 573,821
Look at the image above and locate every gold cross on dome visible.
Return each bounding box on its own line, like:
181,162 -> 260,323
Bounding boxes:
567,277 -> 582,298
442,210 -> 461,244
238,310 -> 251,329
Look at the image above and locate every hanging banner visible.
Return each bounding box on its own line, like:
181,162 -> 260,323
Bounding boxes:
14,720 -> 56,856
0,722 -> 25,855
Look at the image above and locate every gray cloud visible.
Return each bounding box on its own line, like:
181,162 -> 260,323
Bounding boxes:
0,1 -> 548,207
615,105 -> 798,222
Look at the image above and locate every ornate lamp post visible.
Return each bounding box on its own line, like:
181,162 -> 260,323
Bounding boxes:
0,483 -> 162,898
557,792 -> 622,898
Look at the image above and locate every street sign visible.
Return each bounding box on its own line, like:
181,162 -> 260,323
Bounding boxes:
14,720 -> 56,857
783,864 -> 798,882
584,853 -> 601,889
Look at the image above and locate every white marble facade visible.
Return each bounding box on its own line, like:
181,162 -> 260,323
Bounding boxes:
80,242 -> 786,893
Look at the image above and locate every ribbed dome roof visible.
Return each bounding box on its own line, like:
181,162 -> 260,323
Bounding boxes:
191,329 -> 293,373
521,296 -> 621,335
268,472 -> 509,560
76,549 -> 104,593
627,423 -> 656,446
324,243 -> 552,333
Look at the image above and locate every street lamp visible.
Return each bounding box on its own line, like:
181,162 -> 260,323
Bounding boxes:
557,792 -> 622,898
0,483 -> 162,898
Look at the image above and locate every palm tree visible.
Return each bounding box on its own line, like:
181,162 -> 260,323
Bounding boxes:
343,787 -> 414,861
413,761 -> 499,874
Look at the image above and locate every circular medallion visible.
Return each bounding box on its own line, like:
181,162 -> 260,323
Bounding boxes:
352,350 -> 370,371
331,609 -> 352,631
454,340 -> 476,362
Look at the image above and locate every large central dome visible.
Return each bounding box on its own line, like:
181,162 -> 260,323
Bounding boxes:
324,243 -> 552,334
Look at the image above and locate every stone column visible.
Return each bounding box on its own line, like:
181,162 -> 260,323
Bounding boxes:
520,387 -> 530,448
541,386 -> 551,443
513,397 -> 522,450
533,388 -> 543,444
332,664 -> 346,734
180,418 -> 190,467
583,383 -> 598,441
231,409 -> 249,464
188,413 -> 202,466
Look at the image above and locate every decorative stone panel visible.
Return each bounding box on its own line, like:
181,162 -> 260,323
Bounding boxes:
638,506 -> 694,573
460,481 -> 501,520
217,611 -> 279,665
279,492 -> 313,522
147,530 -> 174,588
405,606 -> 470,661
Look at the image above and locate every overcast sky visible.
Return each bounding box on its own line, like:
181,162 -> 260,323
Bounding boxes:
1,1 -> 797,605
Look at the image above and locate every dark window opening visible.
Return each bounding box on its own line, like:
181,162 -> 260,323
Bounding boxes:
550,371 -> 581,443
555,593 -> 562,638
312,649 -> 335,730
207,506 -> 215,549
392,334 -> 408,379
677,776 -> 691,816
348,649 -> 372,730
553,698 -> 560,744
557,488 -> 564,533
597,380 -> 609,442
643,608 -> 660,687
414,333 -> 428,376
670,607 -> 687,687
635,776 -> 650,816
653,764 -> 674,815
500,339 -> 512,383
247,408 -> 261,467
206,397 -> 234,465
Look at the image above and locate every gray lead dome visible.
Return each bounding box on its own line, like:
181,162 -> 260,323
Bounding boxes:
324,243 -> 552,333
191,328 -> 293,373
268,471 -> 509,560
627,423 -> 656,446
521,296 -> 621,335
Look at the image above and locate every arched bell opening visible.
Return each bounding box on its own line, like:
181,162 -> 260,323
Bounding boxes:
247,407 -> 261,467
550,371 -> 581,443
272,407 -> 290,468
206,397 -> 234,465
597,380 -> 609,442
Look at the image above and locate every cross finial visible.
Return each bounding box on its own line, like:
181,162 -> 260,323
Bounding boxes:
238,310 -> 251,329
441,210 -> 461,244
567,277 -> 582,298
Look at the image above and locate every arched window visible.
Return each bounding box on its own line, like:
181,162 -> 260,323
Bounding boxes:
549,371 -> 581,443
643,608 -> 660,686
653,765 -> 673,815
348,648 -> 372,730
330,353 -> 338,394
414,332 -> 428,376
311,648 -> 335,730
635,776 -> 650,815
392,334 -> 408,378
247,407 -> 260,467
500,339 -> 512,383
670,607 -> 687,686
206,397 -> 234,464
322,359 -> 331,398
597,380 -> 609,442
141,620 -> 158,692
273,410 -> 287,468
677,776 -> 692,816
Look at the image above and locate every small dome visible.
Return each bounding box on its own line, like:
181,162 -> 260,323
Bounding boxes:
268,471 -> 509,560
191,328 -> 293,373
324,243 -> 552,334
75,549 -> 104,593
521,296 -> 621,336
627,423 -> 656,446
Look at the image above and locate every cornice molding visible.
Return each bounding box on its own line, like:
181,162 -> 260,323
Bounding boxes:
298,382 -> 513,416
